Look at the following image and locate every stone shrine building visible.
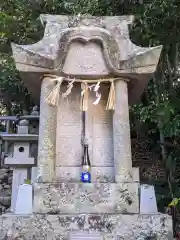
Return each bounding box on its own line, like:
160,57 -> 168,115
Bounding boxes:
0,15 -> 173,239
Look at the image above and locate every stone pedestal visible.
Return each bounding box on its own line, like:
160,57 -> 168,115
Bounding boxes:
33,183 -> 139,214
0,213 -> 173,240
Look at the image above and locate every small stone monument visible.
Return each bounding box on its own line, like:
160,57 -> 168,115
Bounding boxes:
140,184 -> 158,214
15,184 -> 32,214
0,14 -> 173,239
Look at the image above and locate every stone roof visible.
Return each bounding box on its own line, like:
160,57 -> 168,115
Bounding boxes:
11,14 -> 162,104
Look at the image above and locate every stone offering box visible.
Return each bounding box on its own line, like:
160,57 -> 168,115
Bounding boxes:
0,15 -> 173,239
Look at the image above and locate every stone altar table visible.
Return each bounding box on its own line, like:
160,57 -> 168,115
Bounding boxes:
0,14 -> 173,239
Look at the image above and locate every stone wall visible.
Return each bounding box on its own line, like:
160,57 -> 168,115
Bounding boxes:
0,168 -> 12,213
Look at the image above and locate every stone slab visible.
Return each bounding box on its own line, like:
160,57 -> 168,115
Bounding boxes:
31,167 -> 38,183
15,184 -> 32,214
55,167 -> 115,182
140,184 -> 158,214
11,168 -> 27,212
0,213 -> 173,240
4,157 -> 35,165
33,182 -> 139,214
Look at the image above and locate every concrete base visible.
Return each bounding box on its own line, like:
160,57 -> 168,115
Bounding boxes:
0,213 -> 173,239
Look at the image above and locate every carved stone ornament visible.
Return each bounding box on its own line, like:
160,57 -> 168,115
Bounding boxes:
11,15 -> 162,104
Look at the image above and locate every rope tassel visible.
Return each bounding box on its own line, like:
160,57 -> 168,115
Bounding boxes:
45,77 -> 63,107
80,82 -> 89,111
44,74 -> 119,111
106,80 -> 115,110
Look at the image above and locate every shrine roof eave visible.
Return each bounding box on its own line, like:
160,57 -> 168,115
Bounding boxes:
11,25 -> 162,105
11,40 -> 162,75
12,45 -> 162,105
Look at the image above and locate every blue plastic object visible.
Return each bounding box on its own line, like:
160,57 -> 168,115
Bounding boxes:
81,172 -> 91,183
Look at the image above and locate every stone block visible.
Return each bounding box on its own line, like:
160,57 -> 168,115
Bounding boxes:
76,184 -> 116,213
55,167 -> 138,183
11,168 -> 27,212
0,213 -> 173,240
33,182 -> 139,214
15,184 -> 32,214
140,184 -> 158,214
31,167 -> 38,183
116,183 -> 139,213
55,167 -> 115,182
4,157 -> 35,165
33,183 -> 77,214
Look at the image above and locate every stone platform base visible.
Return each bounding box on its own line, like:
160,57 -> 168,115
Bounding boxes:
0,213 -> 173,239
34,182 -> 139,214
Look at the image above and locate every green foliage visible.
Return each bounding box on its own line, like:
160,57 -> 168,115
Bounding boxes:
169,198 -> 180,207
24,179 -> 31,185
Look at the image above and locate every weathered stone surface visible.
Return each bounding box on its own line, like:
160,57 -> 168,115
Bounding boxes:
37,77 -> 57,182
55,166 -> 115,182
56,85 -> 82,168
0,213 -> 173,239
55,167 -> 139,183
113,80 -> 133,183
116,183 -> 139,213
87,91 -> 114,167
33,183 -> 139,214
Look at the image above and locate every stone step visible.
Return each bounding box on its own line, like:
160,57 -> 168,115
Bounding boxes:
0,213 -> 173,239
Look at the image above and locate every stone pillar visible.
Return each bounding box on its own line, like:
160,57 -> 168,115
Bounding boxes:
37,77 -> 57,182
113,78 -> 133,182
